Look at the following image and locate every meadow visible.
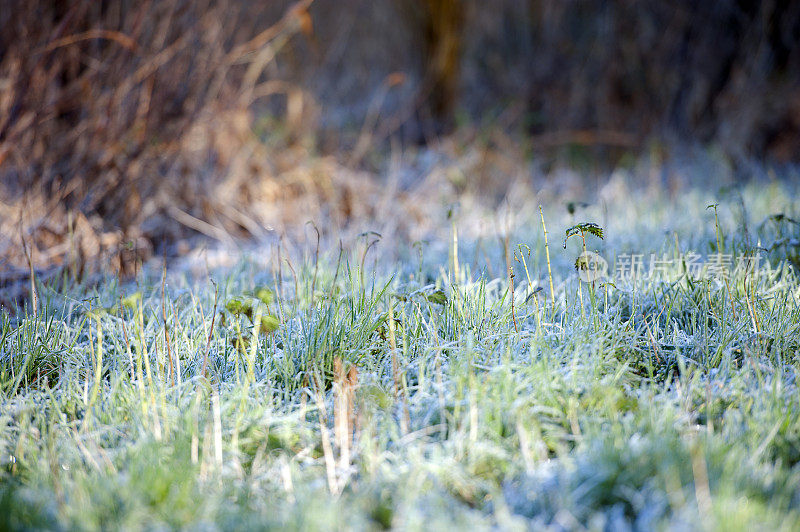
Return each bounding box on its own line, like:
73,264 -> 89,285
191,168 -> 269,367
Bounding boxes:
2,175 -> 800,530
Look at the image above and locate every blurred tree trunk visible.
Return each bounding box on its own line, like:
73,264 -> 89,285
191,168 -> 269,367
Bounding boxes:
419,0 -> 463,133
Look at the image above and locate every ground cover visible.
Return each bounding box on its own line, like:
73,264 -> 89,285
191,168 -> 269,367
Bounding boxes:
2,176 -> 800,530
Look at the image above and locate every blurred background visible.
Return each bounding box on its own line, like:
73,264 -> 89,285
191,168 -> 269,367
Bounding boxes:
1,0 -> 799,281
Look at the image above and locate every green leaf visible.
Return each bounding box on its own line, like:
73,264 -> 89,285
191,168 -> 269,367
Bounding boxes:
564,222 -> 604,247
225,298 -> 244,315
253,286 -> 274,306
581,223 -> 604,239
574,255 -> 590,271
258,315 -> 280,334
426,290 -> 448,305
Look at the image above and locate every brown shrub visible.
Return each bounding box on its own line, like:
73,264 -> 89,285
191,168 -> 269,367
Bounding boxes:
0,0 -> 319,278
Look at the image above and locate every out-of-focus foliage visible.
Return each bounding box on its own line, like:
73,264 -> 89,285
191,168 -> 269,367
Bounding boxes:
289,1 -> 800,159
1,0 -> 798,286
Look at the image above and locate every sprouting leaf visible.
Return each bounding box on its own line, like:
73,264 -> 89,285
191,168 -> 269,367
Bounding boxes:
258,315 -> 280,334
581,223 -> 604,239
564,222 -> 604,247
426,290 -> 448,305
565,227 -> 580,243
121,292 -> 141,310
574,255 -> 589,271
226,298 -> 244,315
253,286 -> 274,305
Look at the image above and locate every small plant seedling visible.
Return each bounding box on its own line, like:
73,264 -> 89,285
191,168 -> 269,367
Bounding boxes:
252,286 -> 274,306
564,222 -> 605,323
258,314 -> 280,334
225,296 -> 279,332
225,297 -> 247,316
223,288 -> 281,361
426,290 -> 448,305
564,222 -> 604,246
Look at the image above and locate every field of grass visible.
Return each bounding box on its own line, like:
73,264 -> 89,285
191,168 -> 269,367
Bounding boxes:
2,176 -> 800,530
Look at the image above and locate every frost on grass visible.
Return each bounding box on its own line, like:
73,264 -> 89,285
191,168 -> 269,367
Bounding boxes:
2,181 -> 800,530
